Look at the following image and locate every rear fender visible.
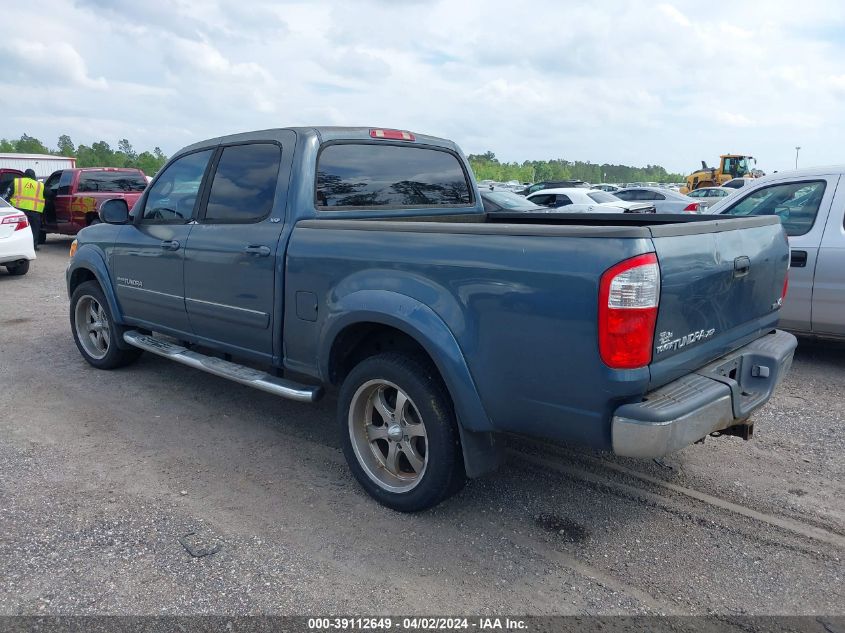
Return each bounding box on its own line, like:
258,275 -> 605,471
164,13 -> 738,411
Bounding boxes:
319,290 -> 501,477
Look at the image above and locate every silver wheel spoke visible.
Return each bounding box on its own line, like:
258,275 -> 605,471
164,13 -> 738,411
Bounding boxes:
401,443 -> 425,473
394,390 -> 409,422
88,303 -> 98,321
101,327 -> 110,348
383,442 -> 400,475
373,388 -> 393,423
405,422 -> 426,438
365,423 -> 388,441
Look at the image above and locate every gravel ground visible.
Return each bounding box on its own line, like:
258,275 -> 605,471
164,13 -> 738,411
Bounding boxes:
0,237 -> 842,616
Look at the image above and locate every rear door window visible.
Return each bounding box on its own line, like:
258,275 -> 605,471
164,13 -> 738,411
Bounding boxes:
530,194 -> 555,207
719,180 -> 826,236
203,143 -> 282,222
78,171 -> 147,192
316,143 -> 472,209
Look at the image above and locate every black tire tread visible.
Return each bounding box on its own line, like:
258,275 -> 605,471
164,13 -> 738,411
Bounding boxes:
338,351 -> 465,512
5,260 -> 30,276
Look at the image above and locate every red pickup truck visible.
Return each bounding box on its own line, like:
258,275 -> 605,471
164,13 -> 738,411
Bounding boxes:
41,168 -> 147,241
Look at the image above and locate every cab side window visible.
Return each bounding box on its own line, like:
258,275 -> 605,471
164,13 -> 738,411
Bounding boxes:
203,143 -> 282,223
720,180 -> 826,236
58,170 -> 74,195
44,172 -> 62,198
141,150 -> 213,223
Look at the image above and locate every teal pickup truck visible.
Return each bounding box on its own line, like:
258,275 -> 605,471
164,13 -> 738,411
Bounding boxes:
66,127 -> 797,511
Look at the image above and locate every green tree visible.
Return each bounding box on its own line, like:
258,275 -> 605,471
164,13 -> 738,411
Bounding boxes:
15,133 -> 50,154
57,135 -> 75,156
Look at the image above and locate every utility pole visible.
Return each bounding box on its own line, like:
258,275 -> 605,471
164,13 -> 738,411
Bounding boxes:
795,146 -> 801,169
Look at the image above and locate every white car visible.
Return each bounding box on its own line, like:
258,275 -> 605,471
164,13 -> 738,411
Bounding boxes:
527,187 -> 655,213
0,198 -> 36,275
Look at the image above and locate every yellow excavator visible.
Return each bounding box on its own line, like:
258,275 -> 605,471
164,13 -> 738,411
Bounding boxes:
680,154 -> 758,194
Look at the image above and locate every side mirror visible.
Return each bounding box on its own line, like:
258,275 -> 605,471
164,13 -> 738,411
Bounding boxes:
99,198 -> 129,224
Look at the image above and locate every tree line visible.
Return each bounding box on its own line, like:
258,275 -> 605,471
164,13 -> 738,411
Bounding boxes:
0,134 -> 168,176
468,151 -> 684,184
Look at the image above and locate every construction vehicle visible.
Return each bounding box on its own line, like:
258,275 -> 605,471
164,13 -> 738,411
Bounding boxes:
680,154 -> 758,194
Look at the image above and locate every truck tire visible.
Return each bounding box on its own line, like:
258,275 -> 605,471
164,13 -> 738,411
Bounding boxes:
5,260 -> 30,276
339,352 -> 465,512
70,281 -> 142,369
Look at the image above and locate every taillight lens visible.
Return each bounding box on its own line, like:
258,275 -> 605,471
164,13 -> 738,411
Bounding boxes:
598,253 -> 660,369
781,271 -> 789,302
683,203 -> 699,213
1,214 -> 29,231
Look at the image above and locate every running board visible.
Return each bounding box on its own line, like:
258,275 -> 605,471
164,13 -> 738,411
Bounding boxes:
123,331 -> 322,403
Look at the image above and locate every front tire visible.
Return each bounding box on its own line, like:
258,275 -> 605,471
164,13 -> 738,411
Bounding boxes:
70,281 -> 142,369
5,260 -> 30,276
339,352 -> 465,512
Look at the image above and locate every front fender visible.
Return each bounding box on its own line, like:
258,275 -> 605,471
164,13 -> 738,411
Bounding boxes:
66,244 -> 124,327
319,290 -> 493,435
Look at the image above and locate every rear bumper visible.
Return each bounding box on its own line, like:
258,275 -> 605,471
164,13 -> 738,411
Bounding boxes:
0,226 -> 36,263
611,329 -> 797,458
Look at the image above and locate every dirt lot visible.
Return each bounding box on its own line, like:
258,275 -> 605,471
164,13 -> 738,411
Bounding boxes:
0,237 -> 843,616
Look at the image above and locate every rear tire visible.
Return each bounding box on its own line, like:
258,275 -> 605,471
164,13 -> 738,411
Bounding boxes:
338,352 -> 465,512
5,260 -> 30,276
70,281 -> 142,369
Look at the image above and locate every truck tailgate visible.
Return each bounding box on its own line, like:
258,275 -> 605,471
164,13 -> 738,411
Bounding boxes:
649,216 -> 788,383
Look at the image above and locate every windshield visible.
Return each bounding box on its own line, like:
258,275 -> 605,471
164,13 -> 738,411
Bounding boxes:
587,191 -> 619,204
485,191 -> 541,209
724,156 -> 753,178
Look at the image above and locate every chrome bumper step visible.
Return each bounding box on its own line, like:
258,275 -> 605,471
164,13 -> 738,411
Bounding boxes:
123,331 -> 322,403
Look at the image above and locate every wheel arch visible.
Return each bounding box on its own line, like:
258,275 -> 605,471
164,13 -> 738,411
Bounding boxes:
67,245 -> 125,327
321,291 -> 501,478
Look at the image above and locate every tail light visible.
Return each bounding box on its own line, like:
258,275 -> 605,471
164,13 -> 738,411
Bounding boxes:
781,271 -> 789,303
598,253 -> 660,369
1,214 -> 29,231
683,203 -> 700,213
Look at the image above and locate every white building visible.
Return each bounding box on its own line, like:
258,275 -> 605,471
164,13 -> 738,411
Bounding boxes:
0,153 -> 77,179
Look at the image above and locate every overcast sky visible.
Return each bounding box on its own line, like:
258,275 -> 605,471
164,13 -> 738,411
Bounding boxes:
2,0 -> 843,174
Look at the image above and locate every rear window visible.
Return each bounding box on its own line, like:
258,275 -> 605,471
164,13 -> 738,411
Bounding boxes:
316,143 -> 472,209
720,180 -> 826,236
587,191 -> 618,204
78,171 -> 147,193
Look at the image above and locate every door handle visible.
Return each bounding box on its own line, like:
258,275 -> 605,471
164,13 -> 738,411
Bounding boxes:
790,250 -> 807,268
244,245 -> 271,257
160,240 -> 181,251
